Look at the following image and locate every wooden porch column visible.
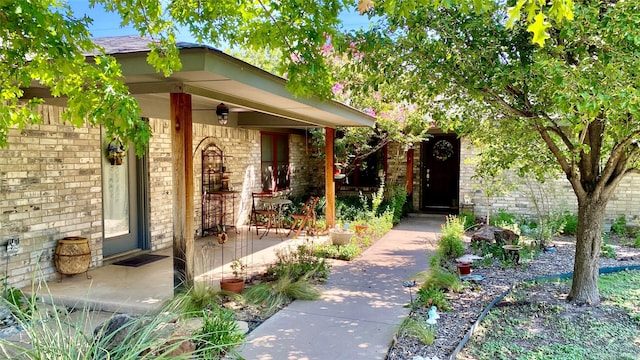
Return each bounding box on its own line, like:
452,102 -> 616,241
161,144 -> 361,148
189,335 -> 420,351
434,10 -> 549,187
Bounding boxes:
170,93 -> 194,293
406,148 -> 414,195
325,127 -> 336,229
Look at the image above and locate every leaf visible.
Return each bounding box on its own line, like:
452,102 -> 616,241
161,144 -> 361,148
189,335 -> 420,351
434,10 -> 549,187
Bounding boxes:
527,12 -> 551,47
506,0 -> 527,29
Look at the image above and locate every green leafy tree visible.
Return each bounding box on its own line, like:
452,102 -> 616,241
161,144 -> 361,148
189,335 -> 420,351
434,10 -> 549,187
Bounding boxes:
2,0 -> 572,153
347,0 -> 639,304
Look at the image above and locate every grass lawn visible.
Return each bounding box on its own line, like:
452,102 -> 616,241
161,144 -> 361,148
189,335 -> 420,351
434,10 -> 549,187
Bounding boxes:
460,270 -> 640,360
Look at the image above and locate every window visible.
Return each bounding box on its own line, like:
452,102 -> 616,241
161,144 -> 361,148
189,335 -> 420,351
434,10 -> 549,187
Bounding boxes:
261,133 -> 290,191
347,145 -> 386,187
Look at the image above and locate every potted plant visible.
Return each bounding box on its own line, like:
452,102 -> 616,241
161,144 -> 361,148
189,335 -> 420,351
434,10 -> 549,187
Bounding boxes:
220,258 -> 245,293
106,138 -> 126,166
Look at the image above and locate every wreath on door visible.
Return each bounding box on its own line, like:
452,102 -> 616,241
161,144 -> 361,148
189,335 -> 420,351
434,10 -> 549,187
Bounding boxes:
433,140 -> 454,161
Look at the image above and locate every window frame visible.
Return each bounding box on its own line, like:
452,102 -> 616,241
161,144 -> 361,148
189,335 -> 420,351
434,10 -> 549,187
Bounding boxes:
260,132 -> 290,192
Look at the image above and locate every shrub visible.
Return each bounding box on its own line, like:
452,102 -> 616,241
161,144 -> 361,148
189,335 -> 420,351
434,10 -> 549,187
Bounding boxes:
560,212 -> 578,235
415,267 -> 463,293
459,211 -> 476,230
416,285 -> 450,311
194,305 -> 244,358
335,196 -> 363,222
267,245 -> 330,282
635,234 -> 640,248
383,185 -> 407,224
490,209 -> 517,226
1,278 -> 36,318
601,243 -> 617,259
314,243 -> 362,261
611,215 -> 628,236
438,216 -> 465,259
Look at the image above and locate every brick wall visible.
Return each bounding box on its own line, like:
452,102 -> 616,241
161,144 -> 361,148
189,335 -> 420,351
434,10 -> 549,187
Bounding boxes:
0,105 -> 102,288
148,123 -> 330,242
147,118 -> 174,250
458,138 -> 640,227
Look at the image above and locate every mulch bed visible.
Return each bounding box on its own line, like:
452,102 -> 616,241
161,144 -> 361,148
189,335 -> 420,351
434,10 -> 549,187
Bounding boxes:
385,235 -> 640,360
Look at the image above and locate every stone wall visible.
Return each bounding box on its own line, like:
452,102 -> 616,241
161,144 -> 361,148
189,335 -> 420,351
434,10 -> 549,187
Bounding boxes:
0,105 -> 103,288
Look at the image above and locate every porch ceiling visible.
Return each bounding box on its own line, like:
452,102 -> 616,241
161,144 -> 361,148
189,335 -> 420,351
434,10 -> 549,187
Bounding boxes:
99,37 -> 376,129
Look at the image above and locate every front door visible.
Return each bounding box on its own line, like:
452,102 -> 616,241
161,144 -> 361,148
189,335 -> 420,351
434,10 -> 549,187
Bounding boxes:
102,136 -> 148,257
420,134 -> 460,213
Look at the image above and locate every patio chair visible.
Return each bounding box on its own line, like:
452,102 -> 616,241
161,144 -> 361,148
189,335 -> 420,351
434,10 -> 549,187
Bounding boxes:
287,196 -> 319,238
250,192 -> 277,236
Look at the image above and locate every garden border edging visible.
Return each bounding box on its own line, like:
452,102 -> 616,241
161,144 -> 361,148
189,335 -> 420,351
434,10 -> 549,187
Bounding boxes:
448,265 -> 640,360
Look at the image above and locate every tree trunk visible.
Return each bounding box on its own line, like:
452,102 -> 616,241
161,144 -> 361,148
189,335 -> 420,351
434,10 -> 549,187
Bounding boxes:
568,195 -> 606,304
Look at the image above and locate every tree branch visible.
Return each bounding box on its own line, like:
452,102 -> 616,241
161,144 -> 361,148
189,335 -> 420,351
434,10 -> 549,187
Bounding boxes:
599,129 -> 640,188
479,87 -> 534,118
534,118 -> 585,199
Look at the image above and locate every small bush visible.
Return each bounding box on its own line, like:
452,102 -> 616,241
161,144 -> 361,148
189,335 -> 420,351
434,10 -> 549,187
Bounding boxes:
386,185 -> 408,224
194,305 -> 244,358
490,209 -> 517,227
416,285 -> 450,311
314,243 -> 362,261
635,234 -> 640,248
611,215 -> 628,236
459,211 -> 477,230
560,213 -> 578,235
438,216 -> 466,259
415,267 -> 463,293
601,243 -> 617,259
267,245 -> 330,282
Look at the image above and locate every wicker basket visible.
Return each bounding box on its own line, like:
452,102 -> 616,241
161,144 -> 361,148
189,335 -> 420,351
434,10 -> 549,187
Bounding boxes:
55,237 -> 91,275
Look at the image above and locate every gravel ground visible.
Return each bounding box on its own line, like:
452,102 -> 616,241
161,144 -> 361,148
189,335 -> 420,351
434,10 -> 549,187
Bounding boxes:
385,235 -> 640,360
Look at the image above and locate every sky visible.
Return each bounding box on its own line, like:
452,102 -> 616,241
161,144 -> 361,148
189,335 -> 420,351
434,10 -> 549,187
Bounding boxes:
67,1 -> 375,44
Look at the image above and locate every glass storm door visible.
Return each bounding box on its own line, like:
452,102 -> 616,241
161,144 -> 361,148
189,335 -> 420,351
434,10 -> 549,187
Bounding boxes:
102,137 -> 140,257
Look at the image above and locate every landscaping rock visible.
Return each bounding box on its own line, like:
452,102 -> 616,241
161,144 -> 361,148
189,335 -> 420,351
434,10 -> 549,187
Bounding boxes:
93,313 -> 195,357
470,225 -> 502,244
470,225 -> 519,246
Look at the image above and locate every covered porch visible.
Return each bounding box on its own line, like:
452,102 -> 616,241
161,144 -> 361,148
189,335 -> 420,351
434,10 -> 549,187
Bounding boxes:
35,227 -> 331,314
16,35 -> 375,296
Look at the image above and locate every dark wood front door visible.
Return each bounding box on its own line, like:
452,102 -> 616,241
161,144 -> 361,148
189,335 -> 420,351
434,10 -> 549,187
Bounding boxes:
420,134 -> 460,213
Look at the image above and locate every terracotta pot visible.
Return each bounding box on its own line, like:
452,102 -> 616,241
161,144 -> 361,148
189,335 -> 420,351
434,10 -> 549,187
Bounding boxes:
457,262 -> 472,276
355,225 -> 369,235
220,278 -> 245,294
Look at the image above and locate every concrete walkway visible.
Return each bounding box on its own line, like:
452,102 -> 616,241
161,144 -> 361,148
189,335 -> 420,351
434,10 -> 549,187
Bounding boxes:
238,214 -> 444,360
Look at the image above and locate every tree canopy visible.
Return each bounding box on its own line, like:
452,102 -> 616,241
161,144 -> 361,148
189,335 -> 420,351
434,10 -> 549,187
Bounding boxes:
345,0 -> 639,303
2,0 -> 573,152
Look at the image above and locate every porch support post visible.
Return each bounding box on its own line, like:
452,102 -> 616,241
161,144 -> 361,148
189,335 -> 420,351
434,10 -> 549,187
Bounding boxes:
325,127 -> 335,229
170,92 -> 194,293
406,148 -> 414,196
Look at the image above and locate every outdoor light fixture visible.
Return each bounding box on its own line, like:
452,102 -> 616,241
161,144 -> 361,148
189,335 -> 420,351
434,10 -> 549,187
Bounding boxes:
216,103 -> 230,125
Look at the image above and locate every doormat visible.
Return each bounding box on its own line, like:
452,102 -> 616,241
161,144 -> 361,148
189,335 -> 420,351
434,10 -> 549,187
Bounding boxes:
112,254 -> 169,267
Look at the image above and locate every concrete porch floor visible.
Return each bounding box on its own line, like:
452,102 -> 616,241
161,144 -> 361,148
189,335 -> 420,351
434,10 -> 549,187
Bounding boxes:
29,226 -> 329,315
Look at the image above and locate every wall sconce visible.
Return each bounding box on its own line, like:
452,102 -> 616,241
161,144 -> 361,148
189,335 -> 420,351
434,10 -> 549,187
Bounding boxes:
216,103 -> 229,125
